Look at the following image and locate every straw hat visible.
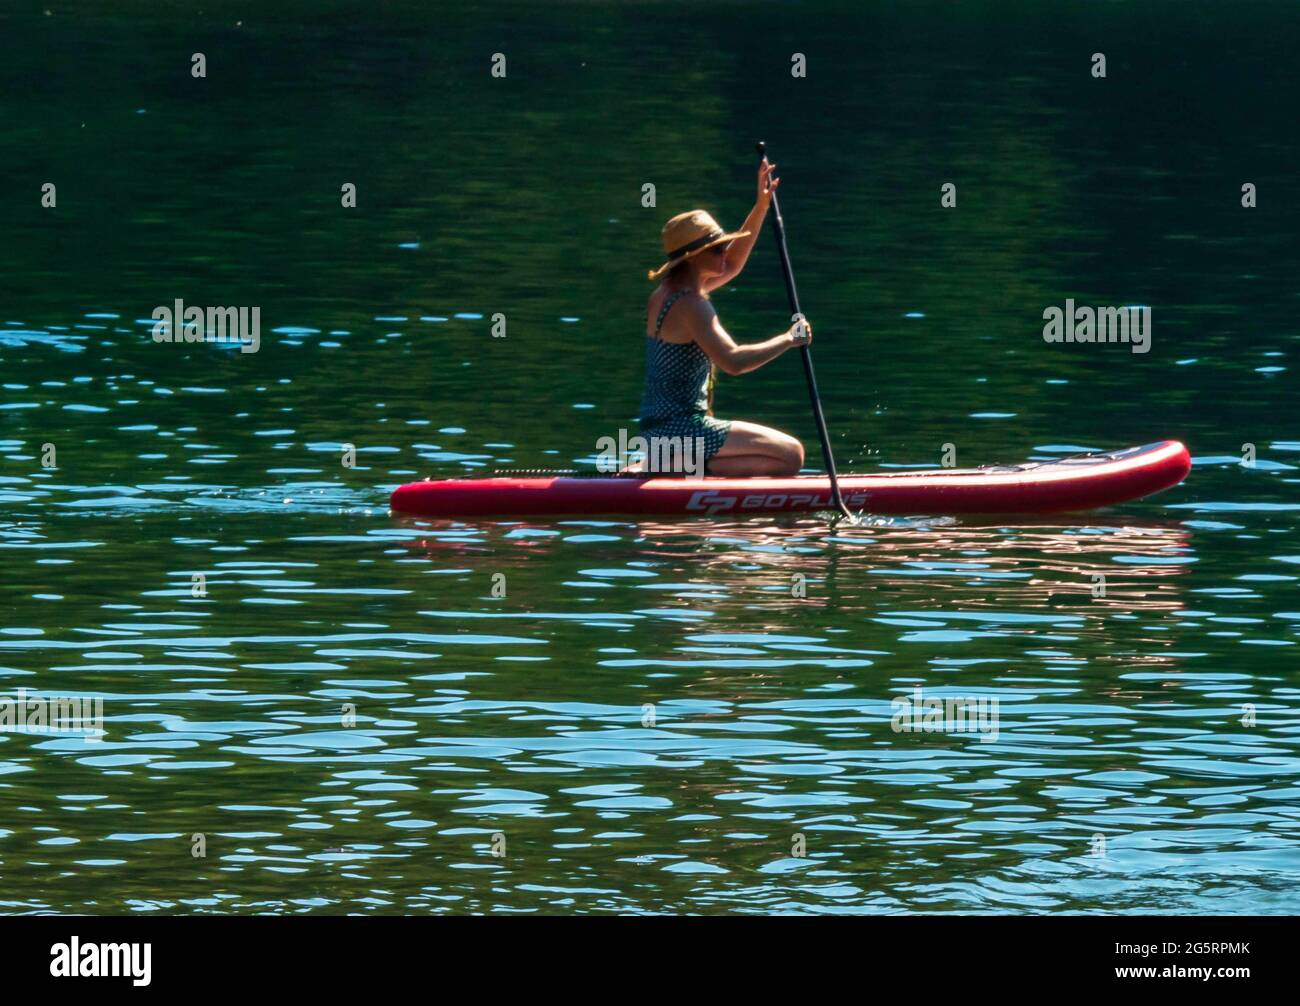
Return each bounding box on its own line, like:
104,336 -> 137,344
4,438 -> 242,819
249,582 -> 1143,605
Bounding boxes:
647,210 -> 750,280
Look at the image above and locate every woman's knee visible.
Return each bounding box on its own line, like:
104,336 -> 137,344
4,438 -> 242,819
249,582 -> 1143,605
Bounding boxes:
769,430 -> 803,471
718,422 -> 803,472
779,437 -> 804,474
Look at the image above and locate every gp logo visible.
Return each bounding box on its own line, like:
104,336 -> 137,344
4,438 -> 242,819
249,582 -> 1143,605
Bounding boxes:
686,490 -> 869,514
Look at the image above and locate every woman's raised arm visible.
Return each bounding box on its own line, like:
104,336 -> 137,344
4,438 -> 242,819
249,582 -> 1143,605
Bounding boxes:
703,159 -> 780,293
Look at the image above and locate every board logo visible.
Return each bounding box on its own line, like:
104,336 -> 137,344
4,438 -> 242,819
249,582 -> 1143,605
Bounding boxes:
686,490 -> 869,514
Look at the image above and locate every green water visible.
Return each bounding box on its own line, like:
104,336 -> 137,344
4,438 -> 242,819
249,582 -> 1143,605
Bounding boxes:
1,1 -> 1297,914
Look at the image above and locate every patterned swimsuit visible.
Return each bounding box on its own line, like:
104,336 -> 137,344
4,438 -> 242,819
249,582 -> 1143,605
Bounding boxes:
639,290 -> 734,465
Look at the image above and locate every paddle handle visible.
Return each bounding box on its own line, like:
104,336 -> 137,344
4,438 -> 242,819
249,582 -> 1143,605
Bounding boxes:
756,142 -> 850,517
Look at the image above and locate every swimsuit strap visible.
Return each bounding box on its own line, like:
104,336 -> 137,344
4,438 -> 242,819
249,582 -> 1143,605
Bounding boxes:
652,289 -> 693,341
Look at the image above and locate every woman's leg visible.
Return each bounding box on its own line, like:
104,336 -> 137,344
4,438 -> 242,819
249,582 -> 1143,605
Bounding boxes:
708,420 -> 805,477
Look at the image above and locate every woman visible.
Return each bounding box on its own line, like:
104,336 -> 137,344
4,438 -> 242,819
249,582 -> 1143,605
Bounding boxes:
638,159 -> 812,477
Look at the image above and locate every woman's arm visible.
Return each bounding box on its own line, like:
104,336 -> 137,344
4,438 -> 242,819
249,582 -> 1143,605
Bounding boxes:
689,299 -> 811,376
702,160 -> 779,293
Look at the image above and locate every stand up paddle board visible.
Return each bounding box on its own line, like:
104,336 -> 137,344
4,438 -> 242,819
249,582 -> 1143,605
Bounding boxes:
390,441 -> 1190,518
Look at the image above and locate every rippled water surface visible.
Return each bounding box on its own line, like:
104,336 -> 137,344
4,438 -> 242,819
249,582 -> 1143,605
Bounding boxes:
2,1 -> 1298,914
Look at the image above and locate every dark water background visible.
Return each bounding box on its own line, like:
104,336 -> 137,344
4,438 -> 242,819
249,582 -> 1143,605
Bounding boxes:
0,1 -> 1297,913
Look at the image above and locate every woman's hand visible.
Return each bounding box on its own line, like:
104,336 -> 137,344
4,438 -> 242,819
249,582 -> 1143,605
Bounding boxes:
758,158 -> 780,203
787,317 -> 812,347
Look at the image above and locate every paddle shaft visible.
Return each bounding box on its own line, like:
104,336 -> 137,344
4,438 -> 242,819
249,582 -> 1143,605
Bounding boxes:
757,142 -> 850,517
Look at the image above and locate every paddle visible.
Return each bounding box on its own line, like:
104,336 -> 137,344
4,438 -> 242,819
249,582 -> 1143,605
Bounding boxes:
756,141 -> 852,519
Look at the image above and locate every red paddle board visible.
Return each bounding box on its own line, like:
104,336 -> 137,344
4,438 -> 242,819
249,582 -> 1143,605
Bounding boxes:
390,441 -> 1191,518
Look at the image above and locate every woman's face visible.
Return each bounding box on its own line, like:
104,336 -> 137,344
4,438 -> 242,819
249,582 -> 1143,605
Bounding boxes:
697,242 -> 731,278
